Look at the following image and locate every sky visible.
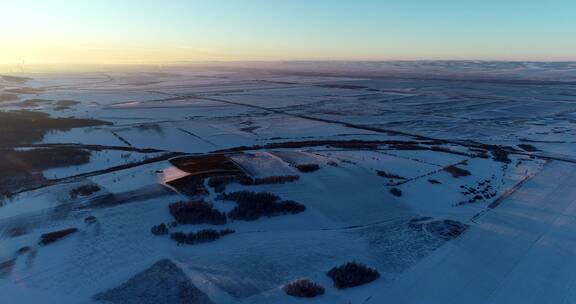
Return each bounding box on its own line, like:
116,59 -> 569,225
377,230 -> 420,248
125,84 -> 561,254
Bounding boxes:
0,0 -> 575,65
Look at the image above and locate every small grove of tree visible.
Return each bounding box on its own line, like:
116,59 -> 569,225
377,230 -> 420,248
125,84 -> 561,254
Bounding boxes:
168,200 -> 227,225
170,229 -> 235,245
218,191 -> 306,221
390,188 -> 402,197
443,165 -> 471,178
151,223 -> 169,235
296,164 -> 320,173
490,146 -> 511,163
326,262 -> 380,289
283,279 -> 325,298
84,215 -> 97,224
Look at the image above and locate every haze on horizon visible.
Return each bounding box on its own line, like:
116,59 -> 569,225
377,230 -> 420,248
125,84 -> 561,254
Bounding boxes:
1,0 -> 575,68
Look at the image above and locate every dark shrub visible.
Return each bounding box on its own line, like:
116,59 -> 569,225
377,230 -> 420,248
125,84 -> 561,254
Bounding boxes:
283,279 -> 325,298
84,215 -> 97,224
151,223 -> 169,235
170,229 -> 235,245
70,185 -> 100,199
171,232 -> 188,244
17,246 -> 31,254
390,188 -> 402,197
219,191 -> 306,221
219,228 -> 235,236
39,228 -> 78,245
327,161 -> 339,167
280,200 -> 307,213
444,165 -> 471,178
377,170 -> 405,180
326,262 -> 380,289
518,144 -> 539,152
296,164 -> 320,173
428,179 -> 441,184
169,201 -> 227,225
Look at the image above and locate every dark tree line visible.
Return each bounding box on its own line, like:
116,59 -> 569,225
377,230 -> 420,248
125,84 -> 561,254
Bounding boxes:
218,191 -> 306,221
169,200 -> 227,225
170,229 -> 235,245
39,228 -> 78,245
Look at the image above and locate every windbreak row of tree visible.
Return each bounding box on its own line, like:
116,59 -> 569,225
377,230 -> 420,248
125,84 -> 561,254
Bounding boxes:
166,191 -> 306,225
169,200 -> 227,225
170,229 -> 235,246
152,191 -> 306,246
207,174 -> 300,193
217,191 -> 306,221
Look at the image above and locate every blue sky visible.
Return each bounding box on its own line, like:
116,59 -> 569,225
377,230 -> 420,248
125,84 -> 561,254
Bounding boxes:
1,0 -> 575,63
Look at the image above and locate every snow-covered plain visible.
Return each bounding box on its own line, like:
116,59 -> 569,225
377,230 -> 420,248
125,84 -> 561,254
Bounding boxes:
1,62 -> 576,303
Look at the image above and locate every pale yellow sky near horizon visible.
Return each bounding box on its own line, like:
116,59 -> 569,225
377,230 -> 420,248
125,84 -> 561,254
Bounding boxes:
1,0 -> 575,70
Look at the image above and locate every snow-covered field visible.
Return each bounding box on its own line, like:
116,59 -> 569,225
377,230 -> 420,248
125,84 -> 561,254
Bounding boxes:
1,62 -> 576,303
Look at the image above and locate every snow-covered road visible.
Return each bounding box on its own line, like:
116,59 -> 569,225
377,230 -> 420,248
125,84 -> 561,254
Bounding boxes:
373,160 -> 576,304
